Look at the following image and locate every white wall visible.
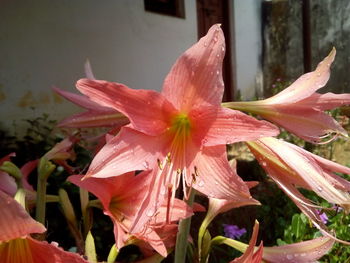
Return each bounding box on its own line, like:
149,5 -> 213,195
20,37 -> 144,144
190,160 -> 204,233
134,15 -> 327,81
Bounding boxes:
0,0 -> 197,133
232,0 -> 262,100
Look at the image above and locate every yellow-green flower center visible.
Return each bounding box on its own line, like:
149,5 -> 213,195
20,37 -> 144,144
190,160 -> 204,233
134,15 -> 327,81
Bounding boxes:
170,113 -> 191,138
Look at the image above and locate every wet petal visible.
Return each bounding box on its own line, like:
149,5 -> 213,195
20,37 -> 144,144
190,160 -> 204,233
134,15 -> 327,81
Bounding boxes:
162,24 -> 226,112
191,107 -> 279,146
84,127 -> 168,178
77,79 -> 176,136
262,138 -> 350,208
262,236 -> 334,262
191,145 -> 252,201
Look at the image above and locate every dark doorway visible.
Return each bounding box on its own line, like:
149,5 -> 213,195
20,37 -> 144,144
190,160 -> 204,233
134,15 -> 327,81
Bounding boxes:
196,0 -> 235,101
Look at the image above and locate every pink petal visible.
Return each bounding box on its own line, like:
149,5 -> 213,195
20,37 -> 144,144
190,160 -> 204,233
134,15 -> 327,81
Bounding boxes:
190,145 -> 253,201
85,127 -> 168,178
68,174 -> 112,207
191,107 -> 279,146
263,138 -> 350,207
113,223 -> 129,251
162,24 -> 226,112
57,110 -> 129,128
262,236 -> 334,262
129,168 -> 168,234
264,106 -> 347,142
20,160 -> 38,191
0,191 -> 45,242
298,92 -> 350,111
264,48 -> 336,104
53,87 -> 110,111
27,237 -> 89,263
138,229 -> 168,257
231,221 -> 262,263
0,172 -> 17,196
76,79 -> 177,136
153,198 -> 193,225
44,137 -> 75,161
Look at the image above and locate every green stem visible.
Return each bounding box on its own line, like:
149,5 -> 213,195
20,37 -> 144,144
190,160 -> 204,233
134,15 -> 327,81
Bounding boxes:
174,190 -> 196,263
36,176 -> 47,225
198,211 -> 215,262
35,158 -> 55,225
211,236 -> 248,253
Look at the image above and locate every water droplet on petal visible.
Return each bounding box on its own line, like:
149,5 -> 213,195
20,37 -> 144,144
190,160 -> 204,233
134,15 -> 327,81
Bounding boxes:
204,41 -> 208,47
146,208 -> 155,217
198,180 -> 204,187
286,254 -> 293,260
317,186 -> 323,192
142,161 -> 149,169
216,70 -> 220,75
221,46 -> 225,52
216,53 -> 220,58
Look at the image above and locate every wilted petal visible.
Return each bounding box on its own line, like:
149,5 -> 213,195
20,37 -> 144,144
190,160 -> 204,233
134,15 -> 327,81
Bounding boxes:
162,24 -> 225,111
77,79 -> 177,136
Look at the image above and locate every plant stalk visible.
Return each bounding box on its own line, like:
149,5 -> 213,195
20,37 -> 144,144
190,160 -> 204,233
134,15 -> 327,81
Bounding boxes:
174,190 -> 195,263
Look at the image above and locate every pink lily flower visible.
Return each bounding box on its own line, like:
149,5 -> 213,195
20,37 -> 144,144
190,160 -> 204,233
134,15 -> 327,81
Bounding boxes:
247,137 -> 350,243
225,221 -> 334,262
69,171 -> 193,257
224,48 -> 350,143
75,24 -> 279,233
0,190 -> 88,263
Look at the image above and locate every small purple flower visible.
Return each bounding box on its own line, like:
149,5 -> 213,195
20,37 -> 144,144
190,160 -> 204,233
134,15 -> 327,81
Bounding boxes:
317,210 -> 328,224
223,224 -> 247,239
